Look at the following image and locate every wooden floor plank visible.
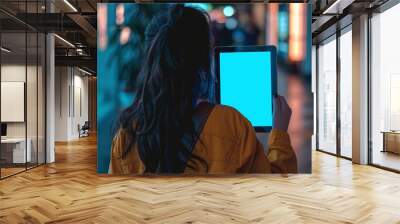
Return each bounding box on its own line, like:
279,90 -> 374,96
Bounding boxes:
0,135 -> 400,223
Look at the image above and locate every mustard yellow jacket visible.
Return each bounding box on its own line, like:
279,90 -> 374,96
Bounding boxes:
109,105 -> 297,174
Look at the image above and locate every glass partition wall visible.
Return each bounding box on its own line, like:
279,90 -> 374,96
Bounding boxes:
0,31 -> 27,177
0,1 -> 46,179
316,0 -> 400,171
316,25 -> 352,159
370,3 -> 400,172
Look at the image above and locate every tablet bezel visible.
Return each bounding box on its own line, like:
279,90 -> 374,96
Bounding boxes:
214,45 -> 277,132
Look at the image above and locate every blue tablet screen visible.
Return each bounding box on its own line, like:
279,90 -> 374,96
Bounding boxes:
219,51 -> 273,127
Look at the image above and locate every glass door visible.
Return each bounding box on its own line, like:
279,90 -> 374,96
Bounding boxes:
317,35 -> 337,154
316,23 -> 353,159
339,26 -> 352,159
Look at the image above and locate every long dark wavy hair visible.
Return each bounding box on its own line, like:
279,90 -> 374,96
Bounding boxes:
118,4 -> 213,173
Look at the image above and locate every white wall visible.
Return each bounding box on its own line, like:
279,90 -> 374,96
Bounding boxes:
72,73 -> 89,138
55,66 -> 69,141
54,67 -> 89,141
1,65 -> 39,138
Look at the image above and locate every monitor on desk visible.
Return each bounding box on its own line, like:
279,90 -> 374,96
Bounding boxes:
1,123 -> 7,138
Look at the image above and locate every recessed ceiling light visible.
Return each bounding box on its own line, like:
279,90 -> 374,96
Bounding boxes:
1,47 -> 11,53
63,0 -> 78,12
322,0 -> 354,15
78,67 -> 93,76
54,34 -> 75,48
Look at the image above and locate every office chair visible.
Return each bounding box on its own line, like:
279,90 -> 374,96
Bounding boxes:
78,121 -> 90,138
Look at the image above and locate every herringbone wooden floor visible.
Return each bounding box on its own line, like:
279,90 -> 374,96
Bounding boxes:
1,135 -> 400,224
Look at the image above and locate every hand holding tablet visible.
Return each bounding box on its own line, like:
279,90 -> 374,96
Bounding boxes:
215,45 -> 277,132
273,95 -> 292,132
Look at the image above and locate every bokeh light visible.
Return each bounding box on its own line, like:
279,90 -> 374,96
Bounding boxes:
119,27 -> 131,45
289,4 -> 305,62
226,18 -> 238,30
223,6 -> 235,17
116,4 -> 124,25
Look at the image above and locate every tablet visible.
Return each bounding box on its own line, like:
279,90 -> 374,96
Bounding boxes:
215,45 -> 277,132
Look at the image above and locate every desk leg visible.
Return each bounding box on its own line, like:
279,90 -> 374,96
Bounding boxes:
382,133 -> 386,153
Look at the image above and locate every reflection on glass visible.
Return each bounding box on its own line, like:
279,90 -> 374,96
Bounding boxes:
317,36 -> 337,154
27,31 -> 38,169
340,29 -> 352,158
371,4 -> 400,171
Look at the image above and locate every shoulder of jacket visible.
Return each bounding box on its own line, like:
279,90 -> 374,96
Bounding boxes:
213,104 -> 251,126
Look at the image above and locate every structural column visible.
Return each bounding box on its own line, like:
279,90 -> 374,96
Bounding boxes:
352,14 -> 369,164
46,1 -> 55,163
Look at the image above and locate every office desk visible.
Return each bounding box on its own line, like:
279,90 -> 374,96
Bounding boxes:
382,131 -> 400,154
1,138 -> 31,164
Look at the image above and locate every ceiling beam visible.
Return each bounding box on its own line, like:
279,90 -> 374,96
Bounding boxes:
66,13 -> 96,46
55,55 -> 96,73
322,0 -> 356,14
